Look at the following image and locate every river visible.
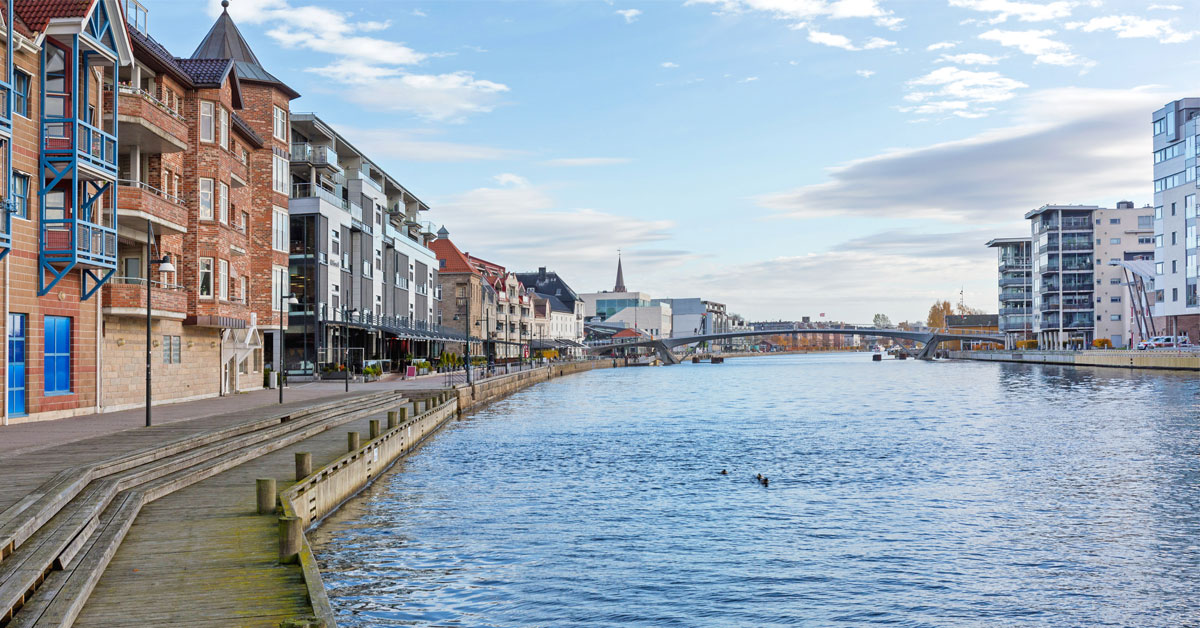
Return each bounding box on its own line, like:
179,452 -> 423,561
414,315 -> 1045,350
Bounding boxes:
310,354 -> 1200,627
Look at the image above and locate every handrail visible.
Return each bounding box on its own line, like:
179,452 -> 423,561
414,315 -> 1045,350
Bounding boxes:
111,84 -> 185,122
112,275 -> 186,291
117,178 -> 186,206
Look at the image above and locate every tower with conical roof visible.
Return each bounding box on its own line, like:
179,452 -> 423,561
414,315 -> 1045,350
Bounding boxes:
614,253 -> 627,292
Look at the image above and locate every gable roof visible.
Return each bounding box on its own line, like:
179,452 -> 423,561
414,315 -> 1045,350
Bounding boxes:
429,237 -> 478,275
1,4 -> 36,38
536,292 -> 572,314
191,6 -> 299,99
176,57 -> 234,86
13,0 -> 93,32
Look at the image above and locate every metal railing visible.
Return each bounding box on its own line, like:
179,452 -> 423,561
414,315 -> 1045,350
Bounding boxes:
114,84 -> 185,122
1061,218 -> 1092,230
317,308 -> 466,340
112,275 -> 186,291
117,178 -> 186,206
998,277 -> 1027,287
290,143 -> 340,169
291,182 -> 348,210
998,258 -> 1030,270
42,99 -> 118,173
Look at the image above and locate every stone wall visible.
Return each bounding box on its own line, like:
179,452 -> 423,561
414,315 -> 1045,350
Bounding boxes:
101,315 -> 222,411
948,350 -> 1199,371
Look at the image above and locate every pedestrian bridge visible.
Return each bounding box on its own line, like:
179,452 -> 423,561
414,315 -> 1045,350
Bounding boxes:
586,327 -> 1005,364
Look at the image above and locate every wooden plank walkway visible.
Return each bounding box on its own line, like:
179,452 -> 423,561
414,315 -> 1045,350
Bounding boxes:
0,392 -> 371,518
72,398 -> 421,628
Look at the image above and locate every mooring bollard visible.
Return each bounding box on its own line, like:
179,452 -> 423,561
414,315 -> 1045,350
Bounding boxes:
278,515 -> 302,564
369,419 -> 381,439
398,406 -> 409,422
294,452 -> 312,481
387,411 -> 399,429
256,478 -> 276,515
347,431 -> 360,452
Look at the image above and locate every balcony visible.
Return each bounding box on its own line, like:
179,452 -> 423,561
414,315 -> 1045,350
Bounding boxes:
102,277 -> 187,319
117,179 -> 188,232
1036,221 -> 1059,233
999,306 -> 1030,316
290,143 -> 341,172
109,85 -> 187,153
998,276 -> 1027,288
42,219 -> 117,269
998,258 -> 1030,271
291,182 -> 349,210
1061,218 -> 1093,231
44,94 -> 118,177
1061,240 -> 1092,252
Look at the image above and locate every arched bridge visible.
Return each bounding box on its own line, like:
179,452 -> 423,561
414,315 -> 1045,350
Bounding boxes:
586,327 -> 1005,364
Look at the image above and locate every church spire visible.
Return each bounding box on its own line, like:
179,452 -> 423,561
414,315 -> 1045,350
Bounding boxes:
614,252 -> 627,292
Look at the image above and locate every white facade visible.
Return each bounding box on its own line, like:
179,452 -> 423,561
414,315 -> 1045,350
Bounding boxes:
606,304 -> 672,338
1150,99 -> 1199,333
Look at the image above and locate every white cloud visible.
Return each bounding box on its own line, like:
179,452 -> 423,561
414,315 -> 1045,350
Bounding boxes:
1147,4 -> 1182,9
947,0 -> 1077,23
937,52 -> 1005,64
326,127 -> 521,162
433,175 -> 685,282
1065,15 -> 1197,43
661,61 -> 680,68
807,28 -> 895,50
211,0 -> 508,121
927,41 -> 959,50
739,76 -> 760,82
684,0 -> 903,30
541,157 -> 633,166
757,87 -> 1164,222
616,8 -> 642,23
856,69 -> 876,77
901,66 -> 1026,118
411,8 -> 427,17
979,29 -> 1094,67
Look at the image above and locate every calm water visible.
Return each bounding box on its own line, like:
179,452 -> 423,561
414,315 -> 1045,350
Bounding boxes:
311,354 -> 1200,627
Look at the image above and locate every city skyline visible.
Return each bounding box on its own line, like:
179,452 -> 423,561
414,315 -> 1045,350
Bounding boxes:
142,0 -> 1199,322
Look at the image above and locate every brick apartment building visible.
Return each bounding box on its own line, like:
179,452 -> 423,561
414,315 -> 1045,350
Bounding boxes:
1,0 -> 296,422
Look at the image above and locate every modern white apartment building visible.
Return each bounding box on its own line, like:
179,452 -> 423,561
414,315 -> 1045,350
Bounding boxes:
285,113 -> 454,375
1027,203 -> 1154,348
1150,98 -> 1199,341
986,237 -> 1033,348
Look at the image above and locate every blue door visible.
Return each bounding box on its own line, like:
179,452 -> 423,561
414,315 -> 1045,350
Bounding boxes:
44,316 -> 70,396
7,314 -> 25,415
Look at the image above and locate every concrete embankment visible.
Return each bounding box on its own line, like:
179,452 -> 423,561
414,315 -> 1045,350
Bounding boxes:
949,349 -> 1200,371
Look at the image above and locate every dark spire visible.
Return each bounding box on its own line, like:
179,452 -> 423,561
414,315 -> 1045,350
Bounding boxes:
190,3 -> 300,98
614,253 -> 627,292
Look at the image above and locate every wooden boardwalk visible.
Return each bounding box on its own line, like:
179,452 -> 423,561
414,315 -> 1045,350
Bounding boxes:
72,398 -> 420,627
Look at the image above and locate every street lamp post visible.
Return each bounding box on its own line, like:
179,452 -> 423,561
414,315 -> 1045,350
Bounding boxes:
343,307 -> 357,392
278,291 -> 299,404
145,218 -> 176,428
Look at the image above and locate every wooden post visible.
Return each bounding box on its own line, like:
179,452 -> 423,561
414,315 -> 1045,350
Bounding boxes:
369,419 -> 381,439
399,406 -> 408,422
347,431 -> 360,452
294,452 -> 312,481
256,478 -> 276,515
279,515 -> 302,564
387,411 -> 398,429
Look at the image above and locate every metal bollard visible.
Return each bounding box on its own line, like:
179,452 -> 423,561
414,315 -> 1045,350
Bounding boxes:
256,478 -> 276,515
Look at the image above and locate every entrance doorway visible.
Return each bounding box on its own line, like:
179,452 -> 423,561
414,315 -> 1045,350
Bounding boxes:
7,314 -> 26,415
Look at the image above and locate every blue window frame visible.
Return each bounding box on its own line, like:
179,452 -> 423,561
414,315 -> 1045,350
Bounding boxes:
44,316 -> 71,396
7,314 -> 25,415
11,172 -> 28,219
13,70 -> 29,117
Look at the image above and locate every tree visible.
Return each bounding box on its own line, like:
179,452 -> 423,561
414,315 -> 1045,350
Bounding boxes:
956,303 -> 985,315
927,300 -> 953,328
872,313 -> 892,329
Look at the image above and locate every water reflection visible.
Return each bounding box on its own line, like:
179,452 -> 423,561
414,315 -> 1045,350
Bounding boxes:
311,354 -> 1200,627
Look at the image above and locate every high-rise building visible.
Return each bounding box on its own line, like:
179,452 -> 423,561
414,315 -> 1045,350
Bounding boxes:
1150,98 -> 1199,341
1027,203 -> 1154,349
986,237 -> 1033,348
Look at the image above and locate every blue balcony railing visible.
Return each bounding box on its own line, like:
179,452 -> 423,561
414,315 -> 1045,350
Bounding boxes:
41,219 -> 117,267
42,115 -> 118,175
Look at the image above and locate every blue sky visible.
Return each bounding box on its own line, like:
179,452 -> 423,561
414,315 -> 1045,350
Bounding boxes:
150,0 -> 1197,323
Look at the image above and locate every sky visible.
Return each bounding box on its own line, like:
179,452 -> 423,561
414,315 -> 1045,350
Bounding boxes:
148,0 -> 1198,324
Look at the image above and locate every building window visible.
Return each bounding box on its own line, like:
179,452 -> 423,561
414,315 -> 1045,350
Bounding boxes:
1172,287 -> 1178,302
219,259 -> 229,300
219,107 -> 229,149
1108,218 -> 1119,225
11,172 -> 28,219
272,265 -> 288,307
1110,296 -> 1121,302
218,182 -> 229,223
199,178 -> 213,220
1110,314 -> 1121,321
330,230 -> 340,256
44,316 -> 71,395
162,335 -> 181,364
1109,238 -> 1120,245
272,154 -> 288,195
1172,260 -> 1178,274
1138,215 -> 1153,229
13,70 -> 29,117
1138,236 -> 1153,245
1110,277 -> 1120,284
1156,262 -> 1164,275
273,207 -> 288,251
1153,118 -> 1166,135
1155,234 -> 1163,248
273,106 -> 288,141
199,257 -> 213,298
200,101 -> 214,143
